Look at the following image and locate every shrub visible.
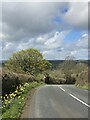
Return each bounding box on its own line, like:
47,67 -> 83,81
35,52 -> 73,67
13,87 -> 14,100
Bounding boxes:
75,71 -> 89,86
5,48 -> 51,74
45,69 -> 76,84
2,68 -> 35,96
65,75 -> 76,84
44,74 -> 66,84
35,73 -> 44,83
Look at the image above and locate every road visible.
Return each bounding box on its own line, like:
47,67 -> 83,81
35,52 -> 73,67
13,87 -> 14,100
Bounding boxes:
28,85 -> 90,118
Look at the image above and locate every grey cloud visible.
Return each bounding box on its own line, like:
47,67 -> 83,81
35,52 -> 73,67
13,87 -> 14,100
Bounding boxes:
2,32 -> 88,60
1,2 -> 88,60
2,2 -> 65,37
60,2 -> 88,30
2,2 -> 88,42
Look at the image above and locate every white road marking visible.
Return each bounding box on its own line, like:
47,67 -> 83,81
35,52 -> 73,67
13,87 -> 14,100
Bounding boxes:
59,87 -> 65,92
69,93 -> 90,108
58,86 -> 89,108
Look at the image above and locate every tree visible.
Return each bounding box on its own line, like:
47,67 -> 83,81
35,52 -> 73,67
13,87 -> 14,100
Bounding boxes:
5,48 -> 51,74
58,55 -> 76,83
65,55 -> 75,61
64,56 -> 76,73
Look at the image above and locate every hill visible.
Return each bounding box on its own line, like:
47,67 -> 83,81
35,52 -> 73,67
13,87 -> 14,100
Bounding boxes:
49,60 -> 89,70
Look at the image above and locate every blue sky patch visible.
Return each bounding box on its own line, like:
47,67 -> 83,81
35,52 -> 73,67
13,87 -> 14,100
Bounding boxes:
64,30 -> 87,43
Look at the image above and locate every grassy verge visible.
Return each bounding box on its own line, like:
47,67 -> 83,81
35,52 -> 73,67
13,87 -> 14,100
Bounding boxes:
2,82 -> 45,119
76,84 -> 90,90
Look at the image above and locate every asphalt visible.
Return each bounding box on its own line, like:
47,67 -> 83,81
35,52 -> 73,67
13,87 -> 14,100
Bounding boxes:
28,85 -> 89,118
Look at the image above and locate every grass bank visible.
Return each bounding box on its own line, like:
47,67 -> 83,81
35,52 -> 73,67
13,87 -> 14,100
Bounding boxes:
1,82 -> 45,119
76,84 -> 90,90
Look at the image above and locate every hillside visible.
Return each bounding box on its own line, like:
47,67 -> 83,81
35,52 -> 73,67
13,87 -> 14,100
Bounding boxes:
49,60 -> 89,70
1,59 -> 89,70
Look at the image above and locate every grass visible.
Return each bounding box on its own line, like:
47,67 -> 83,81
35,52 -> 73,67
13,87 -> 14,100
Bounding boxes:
1,82 -> 45,119
2,98 -> 24,119
76,84 -> 90,90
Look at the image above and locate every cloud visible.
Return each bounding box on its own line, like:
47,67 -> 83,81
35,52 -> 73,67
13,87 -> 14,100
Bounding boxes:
1,2 -> 88,60
2,32 -> 88,60
44,31 -> 69,50
60,2 -> 88,30
2,2 -> 88,41
2,2 -> 65,38
38,33 -> 88,60
76,34 -> 88,49
61,2 -> 88,30
1,0 -> 90,2
42,33 -> 88,60
60,33 -> 88,59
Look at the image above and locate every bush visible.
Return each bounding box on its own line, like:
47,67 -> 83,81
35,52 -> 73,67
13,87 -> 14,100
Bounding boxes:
5,48 -> 51,74
45,69 -> 76,84
75,71 -> 89,86
2,68 -> 35,96
65,75 -> 76,84
35,73 -> 44,83
44,74 -> 66,84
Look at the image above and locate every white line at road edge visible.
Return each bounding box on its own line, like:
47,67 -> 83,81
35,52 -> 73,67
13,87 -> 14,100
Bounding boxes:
59,87 -> 65,92
69,93 -> 90,108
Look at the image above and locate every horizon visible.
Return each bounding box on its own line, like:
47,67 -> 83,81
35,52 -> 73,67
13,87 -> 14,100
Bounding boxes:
0,59 -> 89,62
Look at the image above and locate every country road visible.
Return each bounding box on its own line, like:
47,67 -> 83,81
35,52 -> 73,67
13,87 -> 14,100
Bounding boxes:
28,85 -> 90,118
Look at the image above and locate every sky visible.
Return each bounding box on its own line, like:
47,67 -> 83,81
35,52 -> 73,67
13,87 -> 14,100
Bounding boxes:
0,1 -> 89,60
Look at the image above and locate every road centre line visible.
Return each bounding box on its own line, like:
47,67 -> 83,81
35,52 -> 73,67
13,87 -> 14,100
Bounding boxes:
58,86 -> 90,108
69,93 -> 90,108
59,87 -> 65,92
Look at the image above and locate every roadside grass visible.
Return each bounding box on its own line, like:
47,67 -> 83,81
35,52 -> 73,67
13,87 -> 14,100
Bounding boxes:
76,84 -> 90,90
1,82 -> 45,119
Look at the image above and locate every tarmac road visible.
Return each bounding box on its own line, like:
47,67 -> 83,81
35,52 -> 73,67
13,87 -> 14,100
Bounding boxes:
28,85 -> 90,118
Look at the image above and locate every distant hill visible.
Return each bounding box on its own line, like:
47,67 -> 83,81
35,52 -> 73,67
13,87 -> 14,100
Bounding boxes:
49,60 -> 89,70
48,60 -> 64,69
0,59 -> 89,68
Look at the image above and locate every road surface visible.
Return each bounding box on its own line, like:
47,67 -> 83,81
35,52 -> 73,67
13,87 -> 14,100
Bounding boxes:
28,85 -> 90,118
